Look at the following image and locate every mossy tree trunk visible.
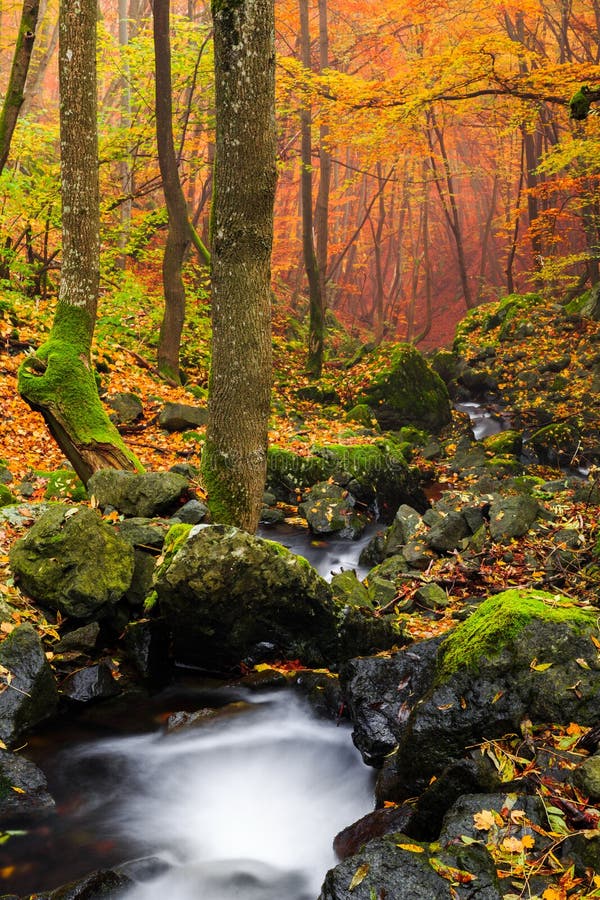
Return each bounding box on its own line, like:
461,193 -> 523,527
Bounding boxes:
17,0 -> 142,485
202,0 -> 277,533
0,0 -> 40,174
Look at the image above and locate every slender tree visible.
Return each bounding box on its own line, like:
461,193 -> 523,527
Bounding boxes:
153,0 -> 210,383
0,0 -> 40,174
202,0 -> 277,532
299,0 -> 324,378
18,0 -> 141,483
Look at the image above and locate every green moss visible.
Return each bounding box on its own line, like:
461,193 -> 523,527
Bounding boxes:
360,343 -> 451,431
438,589 -> 595,680
41,469 -> 87,501
345,404 -> 377,428
17,303 -> 142,477
0,484 -> 15,507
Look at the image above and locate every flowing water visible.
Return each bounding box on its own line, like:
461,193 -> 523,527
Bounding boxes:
7,691 -> 373,898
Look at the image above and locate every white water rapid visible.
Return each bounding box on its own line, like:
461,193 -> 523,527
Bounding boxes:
71,692 -> 373,900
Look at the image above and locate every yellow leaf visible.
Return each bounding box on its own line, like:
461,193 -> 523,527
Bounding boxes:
492,691 -> 504,704
530,660 -> 553,672
11,786 -> 25,794
542,888 -> 564,900
473,810 -> 496,831
348,863 -> 370,890
0,623 -> 14,634
576,657 -> 591,669
396,842 -> 425,853
501,836 -> 524,853
521,834 -> 535,849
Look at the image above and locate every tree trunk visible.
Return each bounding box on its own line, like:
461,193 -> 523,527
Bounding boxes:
0,0 -> 40,174
18,0 -> 142,484
118,0 -> 132,269
299,0 -> 324,379
153,0 -> 193,385
202,0 -> 277,533
315,0 -> 330,322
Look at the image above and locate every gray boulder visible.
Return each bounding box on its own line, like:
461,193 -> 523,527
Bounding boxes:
9,505 -> 134,619
106,392 -> 143,425
489,495 -> 539,540
378,589 -> 600,802
319,833 -> 501,900
0,748 -> 54,816
0,624 -> 58,747
158,401 -> 208,432
155,524 -> 340,670
298,482 -> 368,539
47,870 -> 133,899
87,470 -> 190,518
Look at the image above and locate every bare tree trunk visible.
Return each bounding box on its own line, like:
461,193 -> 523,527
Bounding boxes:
299,0 -> 324,378
202,0 -> 277,532
118,0 -> 132,268
0,0 -> 40,174
153,0 -> 193,384
315,0 -> 330,321
18,0 -> 141,483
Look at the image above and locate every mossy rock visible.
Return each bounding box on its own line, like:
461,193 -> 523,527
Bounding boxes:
40,469 -> 87,502
358,343 -> 452,432
437,589 -> 594,679
345,404 -> 377,428
267,442 -> 422,521
154,524 -> 340,669
530,423 -> 580,463
0,484 -> 15,507
9,504 -> 135,618
380,589 -> 600,801
483,430 -> 522,456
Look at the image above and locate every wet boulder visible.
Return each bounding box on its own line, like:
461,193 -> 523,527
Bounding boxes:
0,749 -> 54,816
378,590 -> 600,802
340,638 -> 443,766
9,505 -> 134,619
298,482 -> 368,539
357,343 -> 452,432
154,524 -> 340,670
60,661 -> 121,704
0,624 -> 59,747
87,470 -> 190,518
319,833 -> 501,900
47,870 -> 133,899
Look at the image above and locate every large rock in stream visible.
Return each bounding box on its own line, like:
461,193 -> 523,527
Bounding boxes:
340,590 -> 600,804
0,624 -> 58,747
383,590 -> 600,801
154,525 -> 398,671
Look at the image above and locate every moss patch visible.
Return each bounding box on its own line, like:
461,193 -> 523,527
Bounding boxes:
438,589 -> 595,679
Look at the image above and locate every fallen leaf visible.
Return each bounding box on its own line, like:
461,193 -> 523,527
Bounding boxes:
396,842 -> 425,853
473,810 -> 497,831
348,863 -> 370,890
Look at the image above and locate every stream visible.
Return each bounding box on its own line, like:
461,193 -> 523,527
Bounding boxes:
0,400 -> 514,897
2,691 -> 373,898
